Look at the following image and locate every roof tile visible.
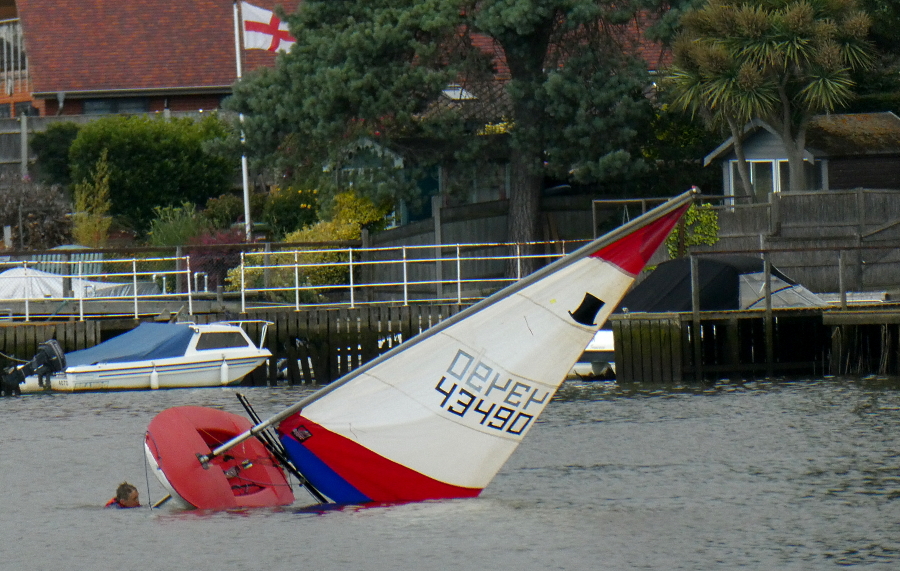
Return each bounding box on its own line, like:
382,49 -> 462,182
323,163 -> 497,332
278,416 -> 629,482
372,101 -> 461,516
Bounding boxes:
17,0 -> 299,95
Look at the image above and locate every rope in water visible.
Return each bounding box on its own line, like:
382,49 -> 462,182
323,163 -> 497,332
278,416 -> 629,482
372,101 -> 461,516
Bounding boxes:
0,350 -> 28,363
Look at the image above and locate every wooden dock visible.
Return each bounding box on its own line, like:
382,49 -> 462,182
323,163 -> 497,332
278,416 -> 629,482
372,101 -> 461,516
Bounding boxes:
0,305 -> 466,386
2,304 -> 898,387
611,306 -> 900,382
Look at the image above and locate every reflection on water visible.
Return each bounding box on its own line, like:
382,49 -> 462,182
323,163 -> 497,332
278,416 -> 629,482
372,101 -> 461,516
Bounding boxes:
1,378 -> 899,570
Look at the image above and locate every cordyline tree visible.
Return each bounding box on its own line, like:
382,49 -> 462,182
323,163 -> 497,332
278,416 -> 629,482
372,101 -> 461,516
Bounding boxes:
665,0 -> 874,200
228,0 -> 686,275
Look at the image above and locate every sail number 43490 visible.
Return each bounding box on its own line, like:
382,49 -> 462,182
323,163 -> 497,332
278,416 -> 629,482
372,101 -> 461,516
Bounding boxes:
434,349 -> 550,436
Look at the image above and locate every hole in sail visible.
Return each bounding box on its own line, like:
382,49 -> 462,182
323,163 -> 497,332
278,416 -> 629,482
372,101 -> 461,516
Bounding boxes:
568,293 -> 604,326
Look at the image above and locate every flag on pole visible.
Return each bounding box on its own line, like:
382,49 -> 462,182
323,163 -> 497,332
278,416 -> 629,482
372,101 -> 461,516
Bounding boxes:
241,2 -> 296,53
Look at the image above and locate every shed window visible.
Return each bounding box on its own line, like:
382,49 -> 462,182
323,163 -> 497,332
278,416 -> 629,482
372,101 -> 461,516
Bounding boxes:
729,159 -> 822,197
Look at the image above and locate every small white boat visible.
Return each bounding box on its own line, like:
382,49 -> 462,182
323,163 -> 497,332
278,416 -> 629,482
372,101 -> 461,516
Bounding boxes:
18,321 -> 271,393
568,329 -> 616,380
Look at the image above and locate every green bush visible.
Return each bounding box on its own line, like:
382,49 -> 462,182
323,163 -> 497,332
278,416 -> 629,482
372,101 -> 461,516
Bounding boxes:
147,203 -> 209,247
31,122 -> 81,187
69,114 -> 234,233
203,193 -> 245,230
72,149 -> 112,247
665,203 -> 719,259
262,185 -> 319,239
225,191 -> 389,300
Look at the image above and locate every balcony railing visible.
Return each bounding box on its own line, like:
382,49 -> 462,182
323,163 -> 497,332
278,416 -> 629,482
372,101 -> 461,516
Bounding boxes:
0,19 -> 28,97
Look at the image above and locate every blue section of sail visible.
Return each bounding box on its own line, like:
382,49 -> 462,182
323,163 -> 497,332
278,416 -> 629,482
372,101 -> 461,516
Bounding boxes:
65,323 -> 195,367
279,434 -> 371,505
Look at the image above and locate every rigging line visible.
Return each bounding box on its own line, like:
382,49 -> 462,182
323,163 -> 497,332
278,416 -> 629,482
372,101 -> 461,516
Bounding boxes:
142,435 -> 154,510
236,393 -> 328,504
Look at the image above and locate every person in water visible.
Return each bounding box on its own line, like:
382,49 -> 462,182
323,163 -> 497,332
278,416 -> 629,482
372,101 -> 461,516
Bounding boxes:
105,482 -> 140,508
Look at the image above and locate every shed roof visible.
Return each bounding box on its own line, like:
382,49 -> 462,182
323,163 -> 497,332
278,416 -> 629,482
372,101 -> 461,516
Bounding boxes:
704,112 -> 900,165
806,112 -> 900,156
17,0 -> 299,98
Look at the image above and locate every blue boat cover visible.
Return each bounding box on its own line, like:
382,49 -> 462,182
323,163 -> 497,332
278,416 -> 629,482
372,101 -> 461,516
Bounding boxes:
65,323 -> 195,367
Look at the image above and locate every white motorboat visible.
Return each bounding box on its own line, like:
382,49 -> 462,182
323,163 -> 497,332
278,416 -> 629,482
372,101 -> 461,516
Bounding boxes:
17,321 -> 271,393
568,328 -> 616,380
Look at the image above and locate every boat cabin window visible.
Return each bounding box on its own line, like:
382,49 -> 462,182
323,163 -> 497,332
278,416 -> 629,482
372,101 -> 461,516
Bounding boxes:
195,332 -> 251,350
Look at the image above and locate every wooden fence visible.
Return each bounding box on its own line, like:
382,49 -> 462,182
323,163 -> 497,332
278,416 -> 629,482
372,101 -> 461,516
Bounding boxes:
0,320 -> 100,363
0,305 -> 467,386
611,306 -> 900,383
699,189 -> 900,292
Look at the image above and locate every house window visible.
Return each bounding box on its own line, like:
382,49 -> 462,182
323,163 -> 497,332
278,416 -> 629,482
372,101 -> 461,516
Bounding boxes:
14,102 -> 37,117
83,98 -> 150,115
729,159 -> 822,197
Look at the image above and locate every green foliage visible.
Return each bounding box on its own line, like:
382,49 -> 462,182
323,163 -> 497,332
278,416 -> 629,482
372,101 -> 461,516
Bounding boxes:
203,194 -> 246,230
225,191 -> 389,298
665,203 -> 719,259
626,103 -> 722,196
30,122 -> 81,187
72,149 -> 112,247
262,185 -> 319,240
68,114 -> 235,233
666,0 -> 875,192
227,0 -> 682,248
147,203 -> 209,247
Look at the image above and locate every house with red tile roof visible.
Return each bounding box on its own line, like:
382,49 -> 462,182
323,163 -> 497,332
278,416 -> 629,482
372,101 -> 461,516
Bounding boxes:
3,0 -> 669,118
5,0 -> 298,117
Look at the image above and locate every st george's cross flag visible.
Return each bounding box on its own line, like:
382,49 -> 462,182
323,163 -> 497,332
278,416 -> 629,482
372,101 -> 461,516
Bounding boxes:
242,2 -> 296,52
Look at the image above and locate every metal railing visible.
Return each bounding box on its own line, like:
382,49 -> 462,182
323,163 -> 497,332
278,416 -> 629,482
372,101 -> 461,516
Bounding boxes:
0,254 -> 192,320
234,240 -> 589,312
1,234 -> 896,321
0,240 -> 590,319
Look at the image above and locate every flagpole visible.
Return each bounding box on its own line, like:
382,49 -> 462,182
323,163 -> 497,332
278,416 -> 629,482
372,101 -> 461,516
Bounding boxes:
233,1 -> 253,242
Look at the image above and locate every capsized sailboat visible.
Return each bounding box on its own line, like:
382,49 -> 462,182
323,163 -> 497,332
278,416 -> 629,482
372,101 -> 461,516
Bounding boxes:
144,190 -> 696,509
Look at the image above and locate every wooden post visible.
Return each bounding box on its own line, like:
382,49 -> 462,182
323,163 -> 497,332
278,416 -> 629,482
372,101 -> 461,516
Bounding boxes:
764,255 -> 774,377
432,195 -> 443,300
19,113 -> 28,179
175,246 -> 184,294
838,251 -> 847,310
263,242 -> 271,289
768,191 -> 781,236
61,253 -> 72,298
690,255 -> 702,381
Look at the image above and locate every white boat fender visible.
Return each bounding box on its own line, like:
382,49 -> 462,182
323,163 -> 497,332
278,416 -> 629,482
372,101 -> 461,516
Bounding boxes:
220,357 -> 229,385
150,365 -> 160,390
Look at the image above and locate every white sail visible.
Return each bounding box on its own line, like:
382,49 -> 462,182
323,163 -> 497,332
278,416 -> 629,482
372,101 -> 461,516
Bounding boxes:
273,190 -> 695,503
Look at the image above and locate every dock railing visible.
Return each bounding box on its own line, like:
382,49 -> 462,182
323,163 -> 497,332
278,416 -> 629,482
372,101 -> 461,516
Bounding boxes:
0,234 -> 896,321
234,240 -> 587,312
0,239 -> 589,320
0,254 -> 193,320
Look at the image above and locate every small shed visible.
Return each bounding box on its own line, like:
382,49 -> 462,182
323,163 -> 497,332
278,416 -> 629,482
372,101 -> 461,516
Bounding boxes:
704,112 -> 900,199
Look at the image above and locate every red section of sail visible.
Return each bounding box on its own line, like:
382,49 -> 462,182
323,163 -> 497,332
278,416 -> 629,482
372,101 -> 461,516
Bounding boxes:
145,406 -> 294,509
279,414 -> 482,502
591,205 -> 689,276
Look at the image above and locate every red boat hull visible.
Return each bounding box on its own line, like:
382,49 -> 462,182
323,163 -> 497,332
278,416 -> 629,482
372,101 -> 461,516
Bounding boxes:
145,406 -> 294,509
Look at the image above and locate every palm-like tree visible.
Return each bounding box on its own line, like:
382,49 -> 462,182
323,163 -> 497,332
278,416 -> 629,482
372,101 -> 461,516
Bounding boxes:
665,0 -> 874,197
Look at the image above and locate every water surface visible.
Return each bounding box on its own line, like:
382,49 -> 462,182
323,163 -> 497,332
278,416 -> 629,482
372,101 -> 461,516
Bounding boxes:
1,378 -> 898,570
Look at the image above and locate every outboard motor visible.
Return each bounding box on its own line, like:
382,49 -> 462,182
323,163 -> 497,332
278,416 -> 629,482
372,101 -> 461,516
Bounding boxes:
1,339 -> 67,397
